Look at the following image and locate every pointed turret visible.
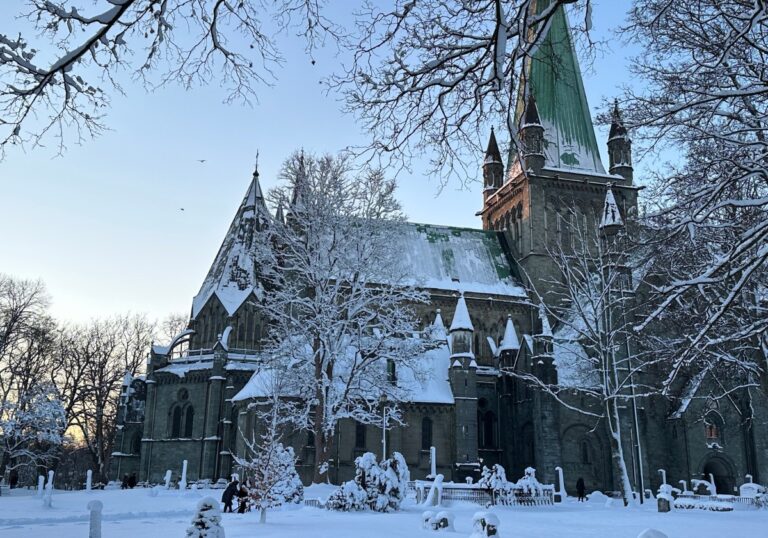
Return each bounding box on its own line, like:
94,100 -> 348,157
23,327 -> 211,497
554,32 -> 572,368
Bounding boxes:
607,100 -> 633,182
449,294 -> 474,361
599,184 -> 624,232
538,302 -> 553,338
483,128 -> 505,200
430,309 -> 448,342
515,3 -> 605,174
274,202 -> 285,225
191,166 -> 269,319
499,315 -> 520,353
518,94 -> 545,175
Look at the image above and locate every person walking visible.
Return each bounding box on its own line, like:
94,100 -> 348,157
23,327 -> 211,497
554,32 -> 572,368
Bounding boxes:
576,477 -> 586,502
221,479 -> 238,513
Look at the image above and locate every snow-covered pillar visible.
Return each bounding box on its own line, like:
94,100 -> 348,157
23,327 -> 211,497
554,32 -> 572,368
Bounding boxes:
37,475 -> 45,497
679,480 -> 688,493
180,460 -> 188,490
43,470 -> 54,508
202,343 -> 226,479
554,466 -> 566,502
746,474 -> 753,483
87,500 -> 103,538
708,473 -> 717,495
164,470 -> 172,489
657,469 -> 667,486
430,446 -> 437,478
86,470 -> 93,492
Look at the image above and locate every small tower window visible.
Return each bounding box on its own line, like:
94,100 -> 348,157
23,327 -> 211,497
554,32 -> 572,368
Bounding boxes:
580,439 -> 592,464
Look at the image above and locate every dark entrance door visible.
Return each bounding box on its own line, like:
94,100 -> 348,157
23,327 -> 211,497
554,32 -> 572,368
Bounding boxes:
702,458 -> 735,495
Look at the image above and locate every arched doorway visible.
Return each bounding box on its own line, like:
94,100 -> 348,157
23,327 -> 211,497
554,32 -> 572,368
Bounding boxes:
702,458 -> 736,495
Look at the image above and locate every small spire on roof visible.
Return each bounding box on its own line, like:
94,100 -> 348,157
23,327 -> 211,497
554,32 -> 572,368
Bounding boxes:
609,99 -> 628,140
275,201 -> 285,224
499,314 -> 520,352
449,293 -> 474,332
430,309 -> 447,341
523,94 -> 541,126
599,184 -> 624,230
484,127 -> 503,165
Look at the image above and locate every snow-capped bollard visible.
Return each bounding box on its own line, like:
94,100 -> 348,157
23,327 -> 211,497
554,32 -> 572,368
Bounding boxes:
637,529 -> 667,538
186,497 -> 225,538
429,446 -> 437,478
433,511 -> 454,531
657,469 -> 667,485
86,469 -> 93,492
164,469 -> 172,489
422,510 -> 436,529
471,512 -> 499,538
179,460 -> 188,490
87,500 -> 103,538
42,470 -> 54,508
37,475 -> 45,497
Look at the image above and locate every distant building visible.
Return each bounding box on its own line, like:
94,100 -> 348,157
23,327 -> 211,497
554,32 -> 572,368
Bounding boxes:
112,4 -> 768,496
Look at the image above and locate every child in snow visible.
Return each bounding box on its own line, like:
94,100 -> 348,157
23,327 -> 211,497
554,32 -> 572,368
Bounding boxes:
236,484 -> 249,513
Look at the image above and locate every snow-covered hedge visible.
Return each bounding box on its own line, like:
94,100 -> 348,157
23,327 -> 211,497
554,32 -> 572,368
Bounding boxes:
326,452 -> 410,512
673,497 -> 734,511
478,464 -> 546,505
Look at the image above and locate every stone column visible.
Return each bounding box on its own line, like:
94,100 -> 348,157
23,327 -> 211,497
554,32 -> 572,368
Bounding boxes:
140,376 -> 158,482
532,334 -> 561,485
201,343 -> 226,479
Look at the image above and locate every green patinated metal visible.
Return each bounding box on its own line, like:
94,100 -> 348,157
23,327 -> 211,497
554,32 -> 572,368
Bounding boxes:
516,1 -> 605,173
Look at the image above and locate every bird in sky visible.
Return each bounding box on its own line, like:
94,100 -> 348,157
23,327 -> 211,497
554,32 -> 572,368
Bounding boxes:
179,208 -> 185,211
197,159 -> 206,164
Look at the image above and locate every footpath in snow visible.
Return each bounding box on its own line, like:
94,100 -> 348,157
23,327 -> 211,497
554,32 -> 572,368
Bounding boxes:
0,485 -> 765,537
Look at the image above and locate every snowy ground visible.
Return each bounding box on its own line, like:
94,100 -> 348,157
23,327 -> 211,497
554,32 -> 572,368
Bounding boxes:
1,485 -> 765,537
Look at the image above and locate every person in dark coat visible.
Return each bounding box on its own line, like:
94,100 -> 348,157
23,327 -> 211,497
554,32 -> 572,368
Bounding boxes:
128,472 -> 137,489
221,479 -> 238,513
236,484 -> 249,513
121,474 -> 129,490
576,477 -> 586,502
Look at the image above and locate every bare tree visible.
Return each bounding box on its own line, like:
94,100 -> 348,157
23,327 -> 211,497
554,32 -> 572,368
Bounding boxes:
503,211 -> 661,506
57,314 -> 154,482
0,0 -> 342,157
251,151 -> 432,483
157,312 -> 189,343
334,0 -> 595,182
618,0 -> 768,375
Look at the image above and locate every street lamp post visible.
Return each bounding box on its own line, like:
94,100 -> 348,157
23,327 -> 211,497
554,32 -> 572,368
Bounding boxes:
380,394 -> 388,460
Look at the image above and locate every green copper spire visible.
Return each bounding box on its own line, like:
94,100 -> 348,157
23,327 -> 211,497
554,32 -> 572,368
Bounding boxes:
516,1 -> 605,174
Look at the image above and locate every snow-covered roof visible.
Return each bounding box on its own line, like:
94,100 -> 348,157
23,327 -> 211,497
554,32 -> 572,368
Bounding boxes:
499,315 -> 520,352
396,223 -> 526,297
599,187 -> 624,229
449,294 -> 474,332
232,341 -> 454,405
191,170 -> 268,319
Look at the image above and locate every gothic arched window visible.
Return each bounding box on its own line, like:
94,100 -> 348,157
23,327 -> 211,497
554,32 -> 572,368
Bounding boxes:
421,417 -> 433,451
170,406 -> 182,438
184,406 -> 194,437
479,411 -> 497,449
580,439 -> 592,464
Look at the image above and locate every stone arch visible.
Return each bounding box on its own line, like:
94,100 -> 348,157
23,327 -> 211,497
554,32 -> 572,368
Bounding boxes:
561,424 -> 608,494
699,455 -> 737,495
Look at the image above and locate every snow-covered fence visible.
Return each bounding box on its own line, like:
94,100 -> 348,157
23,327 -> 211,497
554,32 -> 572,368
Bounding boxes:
409,480 -> 553,507
675,493 -> 758,510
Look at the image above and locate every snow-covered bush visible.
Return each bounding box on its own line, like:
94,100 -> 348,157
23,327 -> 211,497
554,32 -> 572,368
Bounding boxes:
327,452 -> 410,512
421,510 -> 454,531
422,510 -> 436,529
673,497 -> 734,511
478,464 -> 512,504
326,480 -> 368,511
513,467 -> 544,496
235,441 -> 303,523
739,482 -> 766,498
186,497 -> 225,538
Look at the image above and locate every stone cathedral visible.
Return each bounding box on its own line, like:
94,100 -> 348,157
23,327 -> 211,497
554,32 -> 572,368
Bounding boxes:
112,5 -> 768,496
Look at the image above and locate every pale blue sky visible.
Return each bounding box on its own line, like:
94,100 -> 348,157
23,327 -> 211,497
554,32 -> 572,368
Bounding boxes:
1,1 -> 644,323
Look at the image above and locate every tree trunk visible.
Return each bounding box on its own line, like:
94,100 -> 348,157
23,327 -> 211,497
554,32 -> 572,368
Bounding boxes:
259,507 -> 267,524
606,399 -> 634,507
